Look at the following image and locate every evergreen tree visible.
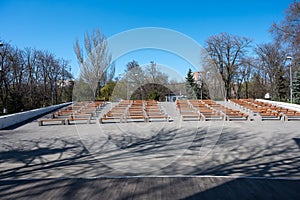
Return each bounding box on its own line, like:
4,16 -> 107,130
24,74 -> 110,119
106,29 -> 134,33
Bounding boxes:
185,68 -> 199,99
201,81 -> 210,99
275,67 -> 288,101
293,71 -> 300,104
185,69 -> 210,99
100,81 -> 116,101
185,69 -> 194,85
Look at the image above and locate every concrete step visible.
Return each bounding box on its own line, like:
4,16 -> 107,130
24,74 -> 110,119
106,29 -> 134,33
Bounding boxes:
159,102 -> 181,122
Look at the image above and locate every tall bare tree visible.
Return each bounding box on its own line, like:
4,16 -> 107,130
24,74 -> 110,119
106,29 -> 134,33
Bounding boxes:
271,1 -> 300,63
255,42 -> 288,100
233,57 -> 253,99
0,42 -> 12,113
74,29 -> 113,99
0,40 -> 72,114
145,61 -> 168,84
205,33 -> 252,99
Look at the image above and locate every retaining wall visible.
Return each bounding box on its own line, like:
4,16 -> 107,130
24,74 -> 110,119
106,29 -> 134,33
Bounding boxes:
0,102 -> 72,129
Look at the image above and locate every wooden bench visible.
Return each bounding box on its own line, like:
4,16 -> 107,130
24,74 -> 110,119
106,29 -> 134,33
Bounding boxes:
66,117 -> 91,125
55,110 -> 74,117
259,111 -> 281,120
200,113 -> 225,121
38,118 -> 66,126
99,117 -> 123,123
124,115 -> 147,122
283,111 -> 300,121
78,109 -> 97,117
226,113 -> 249,121
181,113 -> 201,121
99,113 -> 124,123
146,114 -> 169,122
72,113 -> 92,117
176,100 -> 201,121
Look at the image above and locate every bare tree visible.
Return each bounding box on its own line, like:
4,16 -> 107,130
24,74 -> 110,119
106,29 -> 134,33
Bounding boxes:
233,57 -> 254,99
0,43 -> 14,113
271,1 -> 300,62
255,42 -> 288,100
74,29 -> 113,99
205,33 -> 252,99
0,40 -> 73,114
8,47 -> 25,111
145,61 -> 168,84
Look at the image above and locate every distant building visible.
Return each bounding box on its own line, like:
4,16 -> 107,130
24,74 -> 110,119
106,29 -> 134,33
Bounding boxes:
165,83 -> 187,102
193,71 -> 205,85
165,94 -> 186,102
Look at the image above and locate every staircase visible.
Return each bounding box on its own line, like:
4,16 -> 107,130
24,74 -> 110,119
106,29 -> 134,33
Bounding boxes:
159,102 -> 181,122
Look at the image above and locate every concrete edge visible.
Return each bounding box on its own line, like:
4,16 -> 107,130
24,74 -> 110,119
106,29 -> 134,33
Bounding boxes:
0,102 -> 72,129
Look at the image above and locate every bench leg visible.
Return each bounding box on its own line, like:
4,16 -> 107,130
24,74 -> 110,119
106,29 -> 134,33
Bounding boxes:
38,121 -> 43,126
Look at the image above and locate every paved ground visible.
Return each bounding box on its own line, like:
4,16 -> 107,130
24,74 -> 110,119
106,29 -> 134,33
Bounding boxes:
1,102 -> 300,199
1,177 -> 300,200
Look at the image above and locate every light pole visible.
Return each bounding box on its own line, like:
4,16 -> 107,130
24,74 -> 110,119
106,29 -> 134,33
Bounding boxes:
197,73 -> 202,100
200,79 -> 203,100
287,56 -> 293,103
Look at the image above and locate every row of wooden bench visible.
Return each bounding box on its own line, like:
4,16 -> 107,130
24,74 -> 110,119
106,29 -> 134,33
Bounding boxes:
229,99 -> 300,121
206,101 -> 249,121
176,100 -> 249,121
38,101 -> 106,126
99,100 -> 170,123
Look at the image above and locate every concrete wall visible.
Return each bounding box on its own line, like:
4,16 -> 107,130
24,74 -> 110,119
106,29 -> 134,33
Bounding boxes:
0,102 -> 72,129
256,99 -> 300,112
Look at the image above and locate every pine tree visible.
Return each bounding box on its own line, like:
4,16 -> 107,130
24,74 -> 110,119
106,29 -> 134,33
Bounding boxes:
185,69 -> 210,99
185,68 -> 197,99
275,67 -> 288,101
293,71 -> 300,104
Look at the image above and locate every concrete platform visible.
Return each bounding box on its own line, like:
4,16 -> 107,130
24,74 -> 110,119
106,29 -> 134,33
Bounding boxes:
1,102 -> 300,199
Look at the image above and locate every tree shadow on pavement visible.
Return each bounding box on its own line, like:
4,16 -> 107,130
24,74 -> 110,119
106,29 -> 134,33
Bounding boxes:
0,126 -> 300,199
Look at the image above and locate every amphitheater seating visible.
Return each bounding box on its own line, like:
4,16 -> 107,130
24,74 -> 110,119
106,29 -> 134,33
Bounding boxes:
100,100 -> 170,123
39,98 -> 298,126
176,99 -> 250,121
100,100 -> 131,123
176,100 -> 201,121
144,100 -> 170,122
39,101 -> 105,126
177,100 -> 223,121
227,99 -> 300,121
125,100 -> 147,122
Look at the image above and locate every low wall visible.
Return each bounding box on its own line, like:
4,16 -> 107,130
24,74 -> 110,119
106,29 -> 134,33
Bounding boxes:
256,99 -> 300,112
0,102 -> 72,129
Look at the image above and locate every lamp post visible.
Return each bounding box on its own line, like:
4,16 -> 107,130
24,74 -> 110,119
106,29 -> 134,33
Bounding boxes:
287,56 -> 293,103
197,73 -> 202,100
200,79 -> 203,100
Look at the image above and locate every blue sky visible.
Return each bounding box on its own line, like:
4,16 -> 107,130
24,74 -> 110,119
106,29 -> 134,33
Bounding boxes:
0,0 -> 294,78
